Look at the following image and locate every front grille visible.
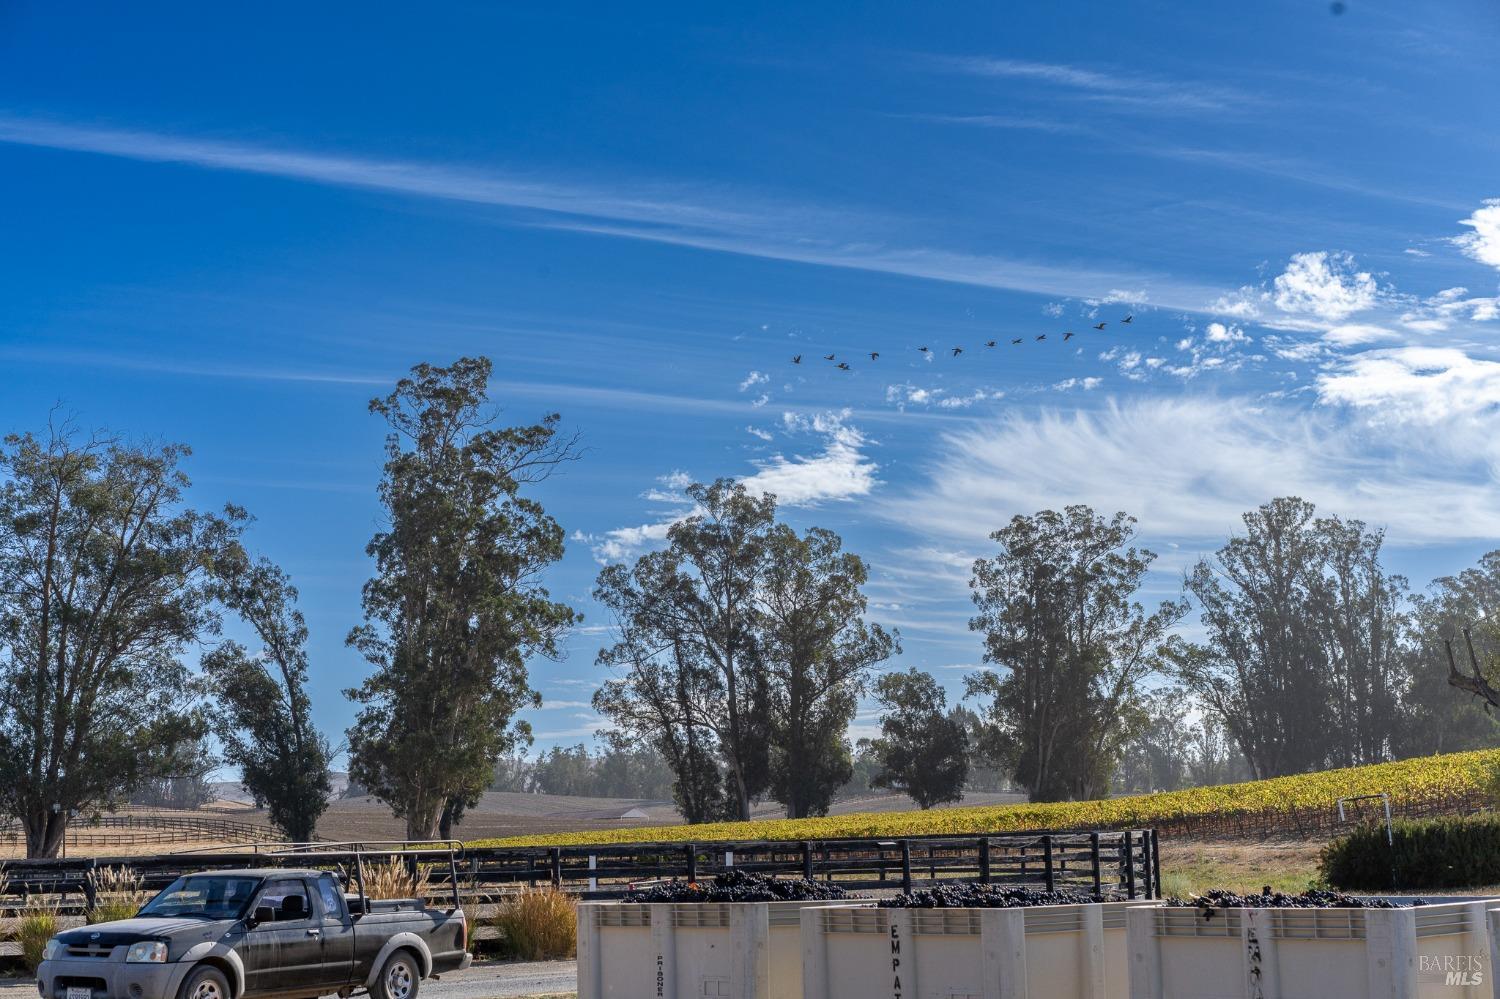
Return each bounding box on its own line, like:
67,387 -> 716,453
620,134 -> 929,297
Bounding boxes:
54,976 -> 107,997
64,947 -> 112,959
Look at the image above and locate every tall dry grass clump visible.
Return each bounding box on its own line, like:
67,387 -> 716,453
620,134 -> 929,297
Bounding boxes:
492,888 -> 576,961
362,858 -> 433,900
17,896 -> 62,973
87,866 -> 149,924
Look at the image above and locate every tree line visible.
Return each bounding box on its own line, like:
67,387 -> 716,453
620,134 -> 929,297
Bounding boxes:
1,355 -> 1496,856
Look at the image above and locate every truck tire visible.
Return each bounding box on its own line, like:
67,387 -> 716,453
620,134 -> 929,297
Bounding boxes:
372,951 -> 420,999
179,965 -> 232,999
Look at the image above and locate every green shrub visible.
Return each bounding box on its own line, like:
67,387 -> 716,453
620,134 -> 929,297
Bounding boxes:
87,866 -> 148,924
1320,813 -> 1500,891
17,900 -> 61,974
491,888 -> 576,961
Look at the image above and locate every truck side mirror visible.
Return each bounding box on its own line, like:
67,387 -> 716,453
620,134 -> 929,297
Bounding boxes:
250,905 -> 275,928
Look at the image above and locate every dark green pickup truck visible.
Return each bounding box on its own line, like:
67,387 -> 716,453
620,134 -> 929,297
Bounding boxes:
36,868 -> 470,999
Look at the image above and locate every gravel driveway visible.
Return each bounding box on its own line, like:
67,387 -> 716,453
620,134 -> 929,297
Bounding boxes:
0,960 -> 579,999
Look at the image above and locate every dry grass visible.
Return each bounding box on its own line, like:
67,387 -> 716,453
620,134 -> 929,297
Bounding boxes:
361,858 -> 434,901
492,888 -> 577,961
1157,839 -> 1326,899
86,865 -> 150,924
16,897 -> 62,973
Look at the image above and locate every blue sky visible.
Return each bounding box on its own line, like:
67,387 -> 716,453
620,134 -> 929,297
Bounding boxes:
3,1 -> 1499,762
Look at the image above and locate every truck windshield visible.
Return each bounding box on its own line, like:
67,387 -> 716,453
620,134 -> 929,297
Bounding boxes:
139,876 -> 264,920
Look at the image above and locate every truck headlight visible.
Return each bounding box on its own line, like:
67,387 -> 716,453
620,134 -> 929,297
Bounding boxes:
41,939 -> 63,962
125,942 -> 168,964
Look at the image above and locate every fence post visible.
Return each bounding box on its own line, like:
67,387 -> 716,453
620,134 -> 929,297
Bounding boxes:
685,843 -> 697,883
82,858 -> 98,913
1140,829 -> 1154,900
1123,832 -> 1137,899
1151,830 -> 1162,898
802,841 -> 813,880
1042,835 -> 1055,893
549,848 -> 562,889
1090,832 -> 1102,897
900,840 -> 912,894
979,837 -> 991,884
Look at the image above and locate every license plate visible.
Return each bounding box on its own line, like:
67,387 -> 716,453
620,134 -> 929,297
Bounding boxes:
67,987 -> 92,999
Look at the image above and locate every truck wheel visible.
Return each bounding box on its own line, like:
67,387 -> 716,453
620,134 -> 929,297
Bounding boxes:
179,966 -> 231,999
373,951 -> 419,999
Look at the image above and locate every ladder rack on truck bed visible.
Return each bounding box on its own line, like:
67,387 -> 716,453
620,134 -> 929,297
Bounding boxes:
174,838 -> 466,912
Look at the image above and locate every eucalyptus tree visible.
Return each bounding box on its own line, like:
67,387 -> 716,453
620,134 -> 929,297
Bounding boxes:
593,480 -> 774,821
1174,498 -> 1408,777
967,506 -> 1186,802
867,669 -> 969,810
0,422 -> 237,857
204,551 -> 332,842
759,524 -> 897,818
345,357 -> 579,839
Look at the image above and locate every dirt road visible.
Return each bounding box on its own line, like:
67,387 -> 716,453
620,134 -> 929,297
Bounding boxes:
0,960 -> 579,999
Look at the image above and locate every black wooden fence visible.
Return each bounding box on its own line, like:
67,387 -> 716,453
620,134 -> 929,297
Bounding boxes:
0,829 -> 1159,913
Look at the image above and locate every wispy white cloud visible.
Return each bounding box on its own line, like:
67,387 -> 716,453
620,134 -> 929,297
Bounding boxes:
1271,251 -> 1379,322
1455,199 -> 1500,270
1322,323 -> 1400,346
936,57 -> 1247,113
584,411 -> 878,562
896,112 -> 1088,134
885,383 -> 1004,411
881,396 -> 1500,546
1052,376 -> 1102,391
738,370 -> 769,392
746,410 -> 877,505
1316,346 -> 1500,470
0,114 -> 1232,311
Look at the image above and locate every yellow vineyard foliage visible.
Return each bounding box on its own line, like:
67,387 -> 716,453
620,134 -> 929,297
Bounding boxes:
469,748 -> 1500,849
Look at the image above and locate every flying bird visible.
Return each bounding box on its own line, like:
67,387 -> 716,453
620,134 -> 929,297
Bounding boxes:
824,353 -> 836,361
1011,338 -> 1023,345
1093,322 -> 1106,331
951,347 -> 963,356
836,362 -> 851,371
1064,331 -> 1076,341
1036,334 -> 1047,342
985,340 -> 997,348
869,352 -> 880,361
792,355 -> 802,364
1122,315 -> 1134,324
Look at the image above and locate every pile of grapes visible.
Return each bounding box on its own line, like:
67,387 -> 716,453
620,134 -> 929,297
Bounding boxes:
879,885 -> 1105,909
629,869 -> 854,903
1171,887 -> 1426,912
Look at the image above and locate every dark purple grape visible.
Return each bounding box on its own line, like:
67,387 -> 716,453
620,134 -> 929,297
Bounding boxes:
629,869 -> 854,903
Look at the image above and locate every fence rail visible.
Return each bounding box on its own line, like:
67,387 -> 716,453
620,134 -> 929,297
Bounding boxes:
0,829 -> 1159,914
0,814 -> 287,851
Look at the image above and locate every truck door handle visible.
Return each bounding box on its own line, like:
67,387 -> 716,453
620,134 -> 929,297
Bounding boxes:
306,929 -> 321,937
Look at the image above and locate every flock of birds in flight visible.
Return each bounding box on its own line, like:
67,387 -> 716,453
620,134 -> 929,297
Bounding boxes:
791,315 -> 1136,371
